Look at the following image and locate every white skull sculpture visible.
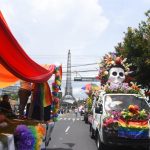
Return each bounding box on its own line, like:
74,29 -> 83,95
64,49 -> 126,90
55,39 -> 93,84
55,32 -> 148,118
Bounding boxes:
108,67 -> 125,84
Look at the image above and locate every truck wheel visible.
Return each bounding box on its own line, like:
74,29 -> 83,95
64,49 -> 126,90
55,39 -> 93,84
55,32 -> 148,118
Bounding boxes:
84,115 -> 88,124
96,134 -> 106,150
90,126 -> 95,139
145,145 -> 150,150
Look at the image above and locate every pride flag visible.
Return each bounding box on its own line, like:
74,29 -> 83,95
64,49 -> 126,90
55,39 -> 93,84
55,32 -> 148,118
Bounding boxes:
33,82 -> 52,108
118,119 -> 149,139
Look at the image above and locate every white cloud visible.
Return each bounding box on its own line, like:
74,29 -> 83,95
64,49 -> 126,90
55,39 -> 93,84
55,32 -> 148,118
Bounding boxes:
0,0 -> 109,59
1,0 -> 148,98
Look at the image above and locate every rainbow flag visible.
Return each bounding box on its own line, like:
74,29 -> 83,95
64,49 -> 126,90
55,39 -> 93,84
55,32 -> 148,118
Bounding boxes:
118,119 -> 149,139
33,82 -> 52,108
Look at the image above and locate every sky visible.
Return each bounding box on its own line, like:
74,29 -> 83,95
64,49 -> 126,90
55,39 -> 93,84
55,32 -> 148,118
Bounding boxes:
0,0 -> 149,99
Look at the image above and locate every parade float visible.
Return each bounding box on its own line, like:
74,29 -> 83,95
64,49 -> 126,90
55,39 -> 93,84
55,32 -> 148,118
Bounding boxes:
89,53 -> 150,150
81,83 -> 100,124
0,11 -> 62,149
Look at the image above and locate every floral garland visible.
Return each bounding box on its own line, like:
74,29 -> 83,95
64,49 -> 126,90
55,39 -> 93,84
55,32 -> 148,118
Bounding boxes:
14,124 -> 45,150
103,105 -> 149,124
103,105 -> 150,139
98,53 -> 131,84
104,82 -> 143,95
51,65 -> 62,122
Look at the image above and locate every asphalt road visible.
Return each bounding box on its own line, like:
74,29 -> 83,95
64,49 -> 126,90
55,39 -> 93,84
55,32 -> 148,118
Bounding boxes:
47,112 -> 147,150
47,112 -> 97,150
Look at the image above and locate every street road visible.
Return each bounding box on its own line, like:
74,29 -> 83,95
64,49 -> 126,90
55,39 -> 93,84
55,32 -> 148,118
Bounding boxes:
47,112 -> 143,150
47,112 -> 97,150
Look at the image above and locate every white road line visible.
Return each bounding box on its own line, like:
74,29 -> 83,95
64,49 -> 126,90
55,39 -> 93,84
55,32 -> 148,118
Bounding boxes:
65,126 -> 70,133
59,117 -> 84,121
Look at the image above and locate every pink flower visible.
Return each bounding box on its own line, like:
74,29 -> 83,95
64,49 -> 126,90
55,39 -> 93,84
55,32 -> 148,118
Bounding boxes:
103,117 -> 114,127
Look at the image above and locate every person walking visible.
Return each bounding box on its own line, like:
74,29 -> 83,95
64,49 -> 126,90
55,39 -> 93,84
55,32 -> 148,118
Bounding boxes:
74,108 -> 78,117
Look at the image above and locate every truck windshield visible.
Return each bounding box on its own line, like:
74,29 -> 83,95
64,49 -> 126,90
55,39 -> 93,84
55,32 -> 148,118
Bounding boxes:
104,95 -> 149,112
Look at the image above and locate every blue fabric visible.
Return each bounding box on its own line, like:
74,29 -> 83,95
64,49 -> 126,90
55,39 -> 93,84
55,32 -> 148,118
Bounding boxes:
118,127 -> 149,139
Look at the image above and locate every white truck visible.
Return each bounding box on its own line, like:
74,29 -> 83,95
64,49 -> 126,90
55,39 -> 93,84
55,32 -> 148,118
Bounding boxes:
89,92 -> 150,150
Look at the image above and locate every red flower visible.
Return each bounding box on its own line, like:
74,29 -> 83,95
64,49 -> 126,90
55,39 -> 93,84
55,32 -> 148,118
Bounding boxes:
115,57 -> 122,65
128,105 -> 139,114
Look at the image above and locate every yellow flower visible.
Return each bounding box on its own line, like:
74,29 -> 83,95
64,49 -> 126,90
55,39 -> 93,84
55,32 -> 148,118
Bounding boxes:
128,112 -> 133,117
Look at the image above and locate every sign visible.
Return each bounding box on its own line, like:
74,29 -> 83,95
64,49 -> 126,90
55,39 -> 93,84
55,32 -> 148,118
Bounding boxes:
74,77 -> 99,82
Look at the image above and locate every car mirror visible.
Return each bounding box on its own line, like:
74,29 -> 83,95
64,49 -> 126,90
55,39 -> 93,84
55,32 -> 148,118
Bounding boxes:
95,104 -> 103,114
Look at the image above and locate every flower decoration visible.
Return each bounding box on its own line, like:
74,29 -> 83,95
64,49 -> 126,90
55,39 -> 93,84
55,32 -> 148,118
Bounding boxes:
14,125 -> 35,150
121,105 -> 149,121
130,82 -> 140,91
103,105 -> 150,139
128,105 -> 139,114
103,117 -> 115,127
103,104 -> 149,127
98,53 -> 131,84
52,65 -> 62,122
104,82 -> 143,95
14,124 -> 45,150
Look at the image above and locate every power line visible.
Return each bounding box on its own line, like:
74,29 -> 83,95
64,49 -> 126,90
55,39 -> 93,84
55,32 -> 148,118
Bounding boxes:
63,69 -> 98,73
71,63 -> 98,67
63,63 -> 98,68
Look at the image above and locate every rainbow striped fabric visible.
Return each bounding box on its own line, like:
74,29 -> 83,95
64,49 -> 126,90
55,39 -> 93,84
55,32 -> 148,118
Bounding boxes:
118,119 -> 149,139
33,82 -> 52,108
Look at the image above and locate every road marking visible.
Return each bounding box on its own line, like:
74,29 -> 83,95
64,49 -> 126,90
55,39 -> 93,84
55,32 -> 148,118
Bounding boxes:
65,126 -> 70,133
59,117 -> 83,121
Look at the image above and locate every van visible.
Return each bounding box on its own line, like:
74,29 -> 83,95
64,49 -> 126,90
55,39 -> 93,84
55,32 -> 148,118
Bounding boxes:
90,92 -> 150,150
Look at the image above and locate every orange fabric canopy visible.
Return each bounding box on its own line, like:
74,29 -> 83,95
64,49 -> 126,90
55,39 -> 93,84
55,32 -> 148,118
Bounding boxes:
0,64 -> 19,88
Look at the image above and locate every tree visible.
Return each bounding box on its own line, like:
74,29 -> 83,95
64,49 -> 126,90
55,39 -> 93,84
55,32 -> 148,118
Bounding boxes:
115,10 -> 150,95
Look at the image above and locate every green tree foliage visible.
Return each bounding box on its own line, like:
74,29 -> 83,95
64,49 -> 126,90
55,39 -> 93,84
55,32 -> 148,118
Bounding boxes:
115,10 -> 150,92
10,93 -> 18,100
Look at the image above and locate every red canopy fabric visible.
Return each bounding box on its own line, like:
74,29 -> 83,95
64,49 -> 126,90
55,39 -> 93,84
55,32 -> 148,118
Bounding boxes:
0,11 -> 54,83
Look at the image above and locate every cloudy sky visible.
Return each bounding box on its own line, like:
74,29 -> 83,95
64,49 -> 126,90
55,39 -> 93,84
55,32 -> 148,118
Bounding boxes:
0,0 -> 149,99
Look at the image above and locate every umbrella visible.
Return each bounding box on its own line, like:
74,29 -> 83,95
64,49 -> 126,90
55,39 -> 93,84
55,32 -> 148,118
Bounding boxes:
81,83 -> 100,91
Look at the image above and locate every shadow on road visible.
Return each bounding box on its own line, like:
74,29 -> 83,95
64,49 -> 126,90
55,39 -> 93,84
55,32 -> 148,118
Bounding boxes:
47,148 -> 72,150
47,142 -> 75,150
63,143 -> 75,148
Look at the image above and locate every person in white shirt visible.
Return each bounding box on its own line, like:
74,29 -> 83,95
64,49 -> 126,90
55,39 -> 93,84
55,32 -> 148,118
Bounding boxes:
74,108 -> 78,117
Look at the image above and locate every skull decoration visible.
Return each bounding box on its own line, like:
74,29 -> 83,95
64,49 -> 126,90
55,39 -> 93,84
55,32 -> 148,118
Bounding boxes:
108,67 -> 125,84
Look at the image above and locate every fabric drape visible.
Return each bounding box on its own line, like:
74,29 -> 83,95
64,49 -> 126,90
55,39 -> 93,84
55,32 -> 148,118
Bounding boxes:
0,11 -> 55,83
